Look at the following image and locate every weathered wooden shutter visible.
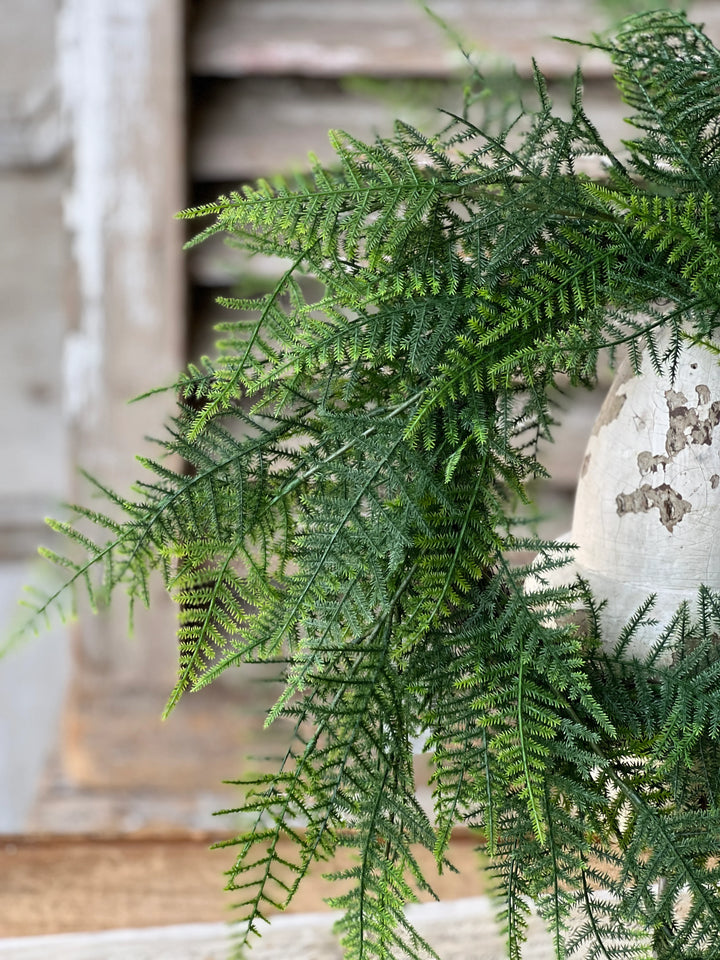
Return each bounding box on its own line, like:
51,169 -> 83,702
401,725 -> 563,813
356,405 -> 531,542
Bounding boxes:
29,0 -> 720,833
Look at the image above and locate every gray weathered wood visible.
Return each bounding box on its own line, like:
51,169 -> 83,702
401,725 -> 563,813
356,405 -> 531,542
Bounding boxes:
0,0 -> 68,552
0,898 -> 556,959
0,0 -> 65,169
187,78 -> 625,286
0,563 -> 70,831
0,171 -> 68,551
54,0 -> 187,795
190,76 -> 629,182
191,1 -> 720,79
191,0 -> 612,79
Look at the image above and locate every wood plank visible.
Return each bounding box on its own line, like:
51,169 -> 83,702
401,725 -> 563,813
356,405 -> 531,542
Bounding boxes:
0,0 -> 64,169
190,0 -> 620,79
188,238 -> 284,288
191,1 -> 720,80
0,898 -> 561,960
26,653 -> 291,834
186,79 -> 627,290
49,1 -> 191,825
0,835 -> 237,937
190,75 -> 628,182
0,563 -> 70,833
0,172 -> 68,523
0,833 -> 488,937
190,76 -> 420,181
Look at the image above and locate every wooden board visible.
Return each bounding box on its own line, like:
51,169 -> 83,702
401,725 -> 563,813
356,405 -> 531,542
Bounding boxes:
48,1 -> 189,827
0,898 -> 561,960
0,832 -> 488,937
190,1 -> 720,80
190,0 -> 620,79
189,74 -> 628,183
0,171 -> 68,557
26,658 -> 294,834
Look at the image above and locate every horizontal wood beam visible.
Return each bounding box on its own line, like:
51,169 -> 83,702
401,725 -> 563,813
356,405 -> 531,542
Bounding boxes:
191,1 -> 720,80
191,0 -> 617,79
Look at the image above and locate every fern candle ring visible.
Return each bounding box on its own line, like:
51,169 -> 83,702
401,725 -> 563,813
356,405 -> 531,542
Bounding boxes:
15,10 -> 720,960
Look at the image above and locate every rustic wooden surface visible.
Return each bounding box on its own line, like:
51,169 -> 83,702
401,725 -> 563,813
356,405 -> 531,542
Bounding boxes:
62,0 -> 186,681
36,0 -> 188,828
190,0 -> 720,79
0,898 -> 559,960
14,0 -> 638,839
0,832 -> 488,937
26,663 -> 292,834
189,73 -> 628,183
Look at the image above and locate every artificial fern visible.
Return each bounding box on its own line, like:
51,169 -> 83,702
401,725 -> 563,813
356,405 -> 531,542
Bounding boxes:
19,10 -> 720,959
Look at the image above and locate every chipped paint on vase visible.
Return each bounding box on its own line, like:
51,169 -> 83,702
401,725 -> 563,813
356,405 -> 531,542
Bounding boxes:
531,332 -> 720,661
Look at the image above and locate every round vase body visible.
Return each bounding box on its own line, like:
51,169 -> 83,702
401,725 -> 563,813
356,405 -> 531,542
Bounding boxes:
538,334 -> 720,660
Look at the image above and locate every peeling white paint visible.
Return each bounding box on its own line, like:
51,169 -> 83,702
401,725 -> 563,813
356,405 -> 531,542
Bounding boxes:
528,331 -> 720,662
62,328 -> 104,422
113,166 -> 153,331
58,0 -> 108,424
107,2 -> 156,332
57,0 -> 156,422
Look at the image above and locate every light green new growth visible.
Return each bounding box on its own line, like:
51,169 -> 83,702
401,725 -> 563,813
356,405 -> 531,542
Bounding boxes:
21,11 -> 720,959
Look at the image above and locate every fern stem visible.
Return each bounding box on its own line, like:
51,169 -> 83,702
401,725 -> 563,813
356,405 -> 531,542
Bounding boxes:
188,241 -> 321,439
517,633 -> 546,844
580,868 -> 616,960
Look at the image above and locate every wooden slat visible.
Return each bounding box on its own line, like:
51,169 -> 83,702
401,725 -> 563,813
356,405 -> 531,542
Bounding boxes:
0,898 -> 561,960
0,495 -> 60,559
190,76 -> 399,181
187,79 -> 626,288
0,172 -> 68,531
191,1 -> 720,80
49,1 -> 189,828
188,240 -> 290,288
0,833 -> 487,937
190,76 -> 627,182
190,0 -> 620,79
27,650 -> 291,834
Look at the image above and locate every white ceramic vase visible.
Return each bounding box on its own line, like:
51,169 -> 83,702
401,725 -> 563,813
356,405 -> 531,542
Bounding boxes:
531,333 -> 720,660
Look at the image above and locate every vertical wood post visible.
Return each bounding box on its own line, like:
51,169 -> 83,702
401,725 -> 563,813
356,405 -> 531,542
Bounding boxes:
57,0 -> 186,793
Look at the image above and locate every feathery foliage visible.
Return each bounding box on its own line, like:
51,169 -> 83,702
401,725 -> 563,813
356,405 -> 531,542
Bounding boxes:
17,10 -> 720,958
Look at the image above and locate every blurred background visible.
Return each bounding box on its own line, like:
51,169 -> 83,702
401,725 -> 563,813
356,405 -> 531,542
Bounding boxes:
0,0 -> 714,938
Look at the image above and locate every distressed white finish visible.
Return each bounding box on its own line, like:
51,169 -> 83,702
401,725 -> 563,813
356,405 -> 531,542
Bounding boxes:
532,333 -> 720,660
57,0 -> 108,426
56,0 -> 184,618
50,0 -> 187,798
57,0 -> 168,427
